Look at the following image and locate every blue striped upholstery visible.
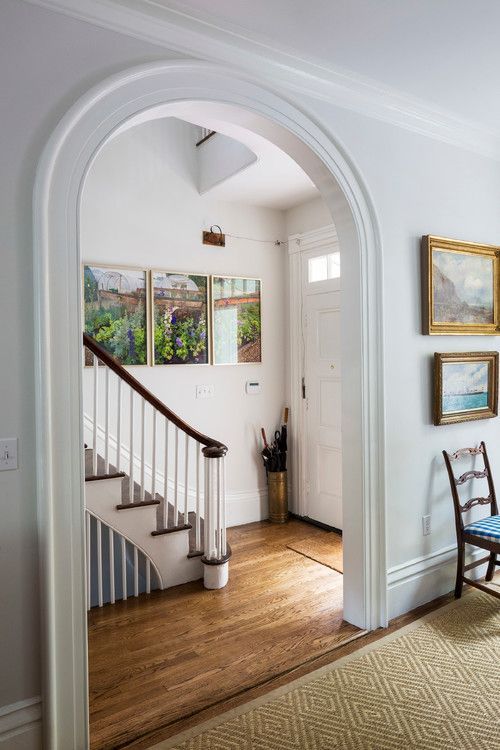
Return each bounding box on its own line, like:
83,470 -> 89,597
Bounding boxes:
464,515 -> 500,544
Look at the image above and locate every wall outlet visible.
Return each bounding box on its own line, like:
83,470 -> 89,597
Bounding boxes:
196,384 -> 214,399
0,438 -> 18,471
422,514 -> 431,536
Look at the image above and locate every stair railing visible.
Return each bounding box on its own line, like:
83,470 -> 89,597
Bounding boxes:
83,333 -> 230,588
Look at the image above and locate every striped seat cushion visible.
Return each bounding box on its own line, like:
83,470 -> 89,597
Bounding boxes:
464,515 -> 500,544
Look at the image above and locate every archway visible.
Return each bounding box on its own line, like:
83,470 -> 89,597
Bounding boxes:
33,60 -> 386,748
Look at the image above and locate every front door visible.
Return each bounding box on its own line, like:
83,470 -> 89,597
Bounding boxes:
302,248 -> 342,529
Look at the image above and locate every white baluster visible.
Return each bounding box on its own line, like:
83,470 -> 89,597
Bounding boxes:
140,398 -> 145,501
174,427 -> 179,524
163,418 -> 169,528
204,455 -> 214,560
195,445 -> 201,551
116,377 -> 122,472
109,527 -> 115,605
184,434 -> 189,526
104,367 -> 110,473
97,519 -> 103,607
121,537 -> 127,600
133,547 -> 139,597
221,456 -> 227,557
92,355 -> 98,475
216,457 -> 222,559
151,410 -> 157,502
146,558 -> 151,595
86,511 -> 91,610
129,388 -> 134,503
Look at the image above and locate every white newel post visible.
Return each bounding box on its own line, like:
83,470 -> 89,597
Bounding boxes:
202,444 -> 230,589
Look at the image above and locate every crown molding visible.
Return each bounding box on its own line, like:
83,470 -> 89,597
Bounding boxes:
23,0 -> 500,160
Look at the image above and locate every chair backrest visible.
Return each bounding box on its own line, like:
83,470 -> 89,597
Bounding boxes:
443,442 -> 498,536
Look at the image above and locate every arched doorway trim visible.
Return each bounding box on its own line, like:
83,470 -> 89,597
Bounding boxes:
33,60 -> 386,748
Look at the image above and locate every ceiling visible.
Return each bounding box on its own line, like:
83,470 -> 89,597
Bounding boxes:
188,116 -> 319,211
144,0 -> 500,130
118,103 -> 320,210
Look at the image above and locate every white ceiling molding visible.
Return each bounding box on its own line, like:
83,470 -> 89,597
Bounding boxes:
24,0 -> 500,161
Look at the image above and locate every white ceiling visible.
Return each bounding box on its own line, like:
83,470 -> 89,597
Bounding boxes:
117,103 -> 320,210
147,0 -> 500,130
188,116 -> 319,211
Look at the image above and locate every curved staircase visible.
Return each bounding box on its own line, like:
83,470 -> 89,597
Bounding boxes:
83,333 -> 230,610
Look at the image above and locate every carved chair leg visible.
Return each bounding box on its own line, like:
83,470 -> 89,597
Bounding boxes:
455,544 -> 465,599
486,553 -> 496,582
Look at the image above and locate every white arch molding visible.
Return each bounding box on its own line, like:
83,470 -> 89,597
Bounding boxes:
33,60 -> 386,749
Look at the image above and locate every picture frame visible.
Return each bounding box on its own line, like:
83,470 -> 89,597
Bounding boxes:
211,275 -> 262,365
433,351 -> 498,426
150,270 -> 210,366
422,235 -> 500,335
83,263 -> 149,366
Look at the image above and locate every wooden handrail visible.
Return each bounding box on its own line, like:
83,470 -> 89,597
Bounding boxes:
83,333 -> 226,450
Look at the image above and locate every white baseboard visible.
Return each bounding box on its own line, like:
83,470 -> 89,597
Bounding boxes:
84,415 -> 268,527
387,543 -> 487,620
0,698 -> 42,748
227,488 -> 268,526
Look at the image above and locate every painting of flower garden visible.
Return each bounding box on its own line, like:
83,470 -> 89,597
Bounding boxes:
212,276 -> 261,364
83,264 -> 148,365
152,271 -> 209,365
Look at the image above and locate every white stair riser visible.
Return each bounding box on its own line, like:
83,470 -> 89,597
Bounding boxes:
85,479 -> 202,589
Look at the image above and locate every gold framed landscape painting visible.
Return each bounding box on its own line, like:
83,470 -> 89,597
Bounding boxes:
151,270 -> 209,365
433,351 -> 498,426
422,235 -> 500,335
83,263 -> 149,365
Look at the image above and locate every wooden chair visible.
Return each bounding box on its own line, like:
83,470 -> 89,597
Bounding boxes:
443,442 -> 500,600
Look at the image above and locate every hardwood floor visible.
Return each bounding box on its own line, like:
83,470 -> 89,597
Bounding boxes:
88,519 -> 355,750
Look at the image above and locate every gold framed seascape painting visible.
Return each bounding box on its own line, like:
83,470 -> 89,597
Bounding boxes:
211,276 -> 262,365
433,352 -> 498,426
151,270 -> 209,365
422,236 -> 500,335
83,263 -> 149,365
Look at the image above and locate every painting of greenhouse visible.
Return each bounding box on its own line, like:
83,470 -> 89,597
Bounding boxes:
83,264 -> 148,365
212,276 -> 261,365
152,271 -> 209,365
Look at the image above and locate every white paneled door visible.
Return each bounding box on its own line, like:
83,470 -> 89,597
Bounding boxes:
302,249 -> 342,530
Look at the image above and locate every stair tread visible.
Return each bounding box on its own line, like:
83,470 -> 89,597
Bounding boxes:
85,448 -> 204,554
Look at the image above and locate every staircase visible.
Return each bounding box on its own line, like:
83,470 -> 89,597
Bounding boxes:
83,333 -> 230,610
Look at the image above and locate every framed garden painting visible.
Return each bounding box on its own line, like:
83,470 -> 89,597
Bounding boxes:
433,352 -> 498,425
212,276 -> 262,365
151,270 -> 209,365
422,235 -> 500,335
83,264 -> 148,365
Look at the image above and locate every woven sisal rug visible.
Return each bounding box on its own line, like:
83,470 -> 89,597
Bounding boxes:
153,592 -> 500,750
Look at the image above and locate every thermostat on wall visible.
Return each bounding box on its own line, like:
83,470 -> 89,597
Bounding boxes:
246,380 -> 261,395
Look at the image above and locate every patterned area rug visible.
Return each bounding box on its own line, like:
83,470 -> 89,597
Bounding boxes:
153,593 -> 500,750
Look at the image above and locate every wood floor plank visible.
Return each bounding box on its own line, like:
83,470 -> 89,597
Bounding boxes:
88,518 -> 357,750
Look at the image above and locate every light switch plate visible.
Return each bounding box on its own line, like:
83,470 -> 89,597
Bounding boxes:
0,438 -> 18,471
196,384 -> 214,399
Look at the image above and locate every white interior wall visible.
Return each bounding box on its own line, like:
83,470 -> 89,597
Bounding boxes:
4,0 -> 500,742
286,196 -> 332,237
0,1 -> 177,741
81,117 -> 288,525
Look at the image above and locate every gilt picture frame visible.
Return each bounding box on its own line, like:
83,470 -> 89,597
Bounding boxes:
433,351 -> 498,426
422,235 -> 500,335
